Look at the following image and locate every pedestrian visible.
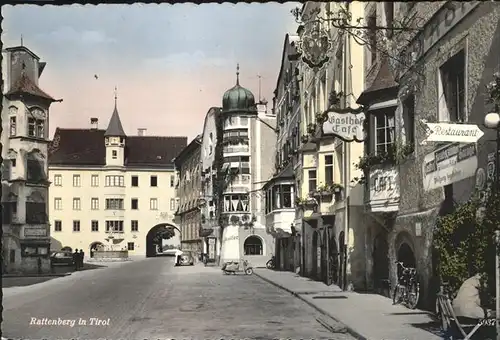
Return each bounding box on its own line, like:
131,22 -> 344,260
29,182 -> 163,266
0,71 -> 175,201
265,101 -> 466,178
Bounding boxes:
79,249 -> 85,269
73,249 -> 79,271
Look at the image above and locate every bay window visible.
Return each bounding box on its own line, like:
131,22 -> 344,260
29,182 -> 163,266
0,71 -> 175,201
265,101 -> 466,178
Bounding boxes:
372,108 -> 396,155
223,194 -> 249,212
106,220 -> 124,232
105,198 -> 124,210
267,184 -> 294,211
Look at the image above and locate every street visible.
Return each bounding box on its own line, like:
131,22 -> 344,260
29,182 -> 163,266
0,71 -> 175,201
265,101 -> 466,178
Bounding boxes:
3,258 -> 356,340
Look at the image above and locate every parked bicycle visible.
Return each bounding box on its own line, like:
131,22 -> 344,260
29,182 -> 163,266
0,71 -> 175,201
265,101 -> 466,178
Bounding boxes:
392,261 -> 420,309
266,255 -> 275,269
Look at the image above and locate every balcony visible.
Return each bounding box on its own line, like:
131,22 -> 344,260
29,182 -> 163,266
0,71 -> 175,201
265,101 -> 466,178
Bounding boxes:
365,165 -> 400,213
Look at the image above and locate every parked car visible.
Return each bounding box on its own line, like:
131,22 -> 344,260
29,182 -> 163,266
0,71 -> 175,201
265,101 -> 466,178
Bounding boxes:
176,251 -> 194,266
50,251 -> 74,266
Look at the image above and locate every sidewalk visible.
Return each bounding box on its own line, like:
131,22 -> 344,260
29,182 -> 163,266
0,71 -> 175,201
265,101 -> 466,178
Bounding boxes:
255,269 -> 442,340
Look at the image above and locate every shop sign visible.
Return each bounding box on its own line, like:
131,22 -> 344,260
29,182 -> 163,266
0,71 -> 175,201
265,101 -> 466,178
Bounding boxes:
24,227 -> 48,238
367,167 -> 400,212
422,143 -> 477,191
322,108 -> 365,142
422,122 -> 484,143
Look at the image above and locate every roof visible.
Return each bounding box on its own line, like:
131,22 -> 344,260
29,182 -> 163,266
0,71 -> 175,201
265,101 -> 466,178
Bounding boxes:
5,72 -> 55,101
274,33 -> 299,97
4,45 -> 40,60
173,134 -> 202,167
48,128 -> 187,168
262,163 -> 294,190
357,57 -> 399,105
104,105 -> 126,137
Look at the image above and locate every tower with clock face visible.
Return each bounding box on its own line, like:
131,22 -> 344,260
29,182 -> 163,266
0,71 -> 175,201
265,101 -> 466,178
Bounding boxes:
104,93 -> 127,167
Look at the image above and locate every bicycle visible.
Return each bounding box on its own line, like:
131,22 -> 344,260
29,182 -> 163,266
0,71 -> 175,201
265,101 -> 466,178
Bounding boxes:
392,261 -> 420,309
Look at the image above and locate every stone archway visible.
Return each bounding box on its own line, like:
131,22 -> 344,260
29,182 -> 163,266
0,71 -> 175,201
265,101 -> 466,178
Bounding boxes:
397,242 -> 416,268
89,242 -> 104,258
243,235 -> 263,255
146,223 -> 181,258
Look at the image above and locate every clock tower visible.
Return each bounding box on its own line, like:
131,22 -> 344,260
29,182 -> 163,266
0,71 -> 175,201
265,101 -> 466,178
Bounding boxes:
104,88 -> 126,167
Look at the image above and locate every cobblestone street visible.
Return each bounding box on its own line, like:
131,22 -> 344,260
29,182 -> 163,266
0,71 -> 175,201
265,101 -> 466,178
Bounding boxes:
3,257 -> 356,340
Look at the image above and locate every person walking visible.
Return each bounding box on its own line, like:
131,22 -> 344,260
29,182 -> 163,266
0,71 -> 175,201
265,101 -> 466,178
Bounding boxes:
73,249 -> 79,271
79,249 -> 85,269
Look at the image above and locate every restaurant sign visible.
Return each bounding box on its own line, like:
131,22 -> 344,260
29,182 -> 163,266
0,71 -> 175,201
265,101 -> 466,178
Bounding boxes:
422,143 -> 477,191
322,107 -> 366,142
24,226 -> 48,238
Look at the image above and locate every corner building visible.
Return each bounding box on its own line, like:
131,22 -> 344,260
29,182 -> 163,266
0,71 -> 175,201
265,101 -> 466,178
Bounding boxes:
48,98 -> 186,257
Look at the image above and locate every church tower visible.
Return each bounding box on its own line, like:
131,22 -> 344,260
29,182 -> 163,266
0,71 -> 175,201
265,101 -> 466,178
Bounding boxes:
104,88 -> 126,167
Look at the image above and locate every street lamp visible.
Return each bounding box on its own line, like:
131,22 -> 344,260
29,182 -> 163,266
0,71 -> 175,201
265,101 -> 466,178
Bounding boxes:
483,108 -> 500,340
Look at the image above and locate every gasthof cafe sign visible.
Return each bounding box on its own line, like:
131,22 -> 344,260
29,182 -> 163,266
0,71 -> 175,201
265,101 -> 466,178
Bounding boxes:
322,108 -> 366,142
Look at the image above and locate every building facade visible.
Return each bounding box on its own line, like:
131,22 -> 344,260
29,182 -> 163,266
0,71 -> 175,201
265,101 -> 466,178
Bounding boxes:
174,135 -> 203,256
291,2 -> 367,290
357,1 -> 500,308
48,98 -> 186,258
1,45 -> 60,274
263,33 -> 301,273
199,68 -> 277,267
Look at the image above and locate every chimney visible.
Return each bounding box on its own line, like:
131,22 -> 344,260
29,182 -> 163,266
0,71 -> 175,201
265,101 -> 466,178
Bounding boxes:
137,128 -> 147,136
90,117 -> 98,130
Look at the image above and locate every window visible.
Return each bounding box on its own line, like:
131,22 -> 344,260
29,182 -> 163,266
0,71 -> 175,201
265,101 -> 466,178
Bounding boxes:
73,198 -> 81,210
170,198 -> 176,211
25,201 -> 46,224
150,198 -> 158,210
112,150 -> 117,159
128,242 -> 135,251
170,175 -> 175,187
244,236 -> 263,255
54,220 -> 62,232
131,198 -> 138,210
131,176 -> 139,187
10,249 -> 15,263
105,175 -> 124,187
73,220 -> 80,232
324,155 -> 334,185
73,175 -> 81,187
222,194 -> 249,212
54,198 -> 62,210
91,220 -> 99,232
28,118 -> 44,138
367,11 -> 377,64
270,184 -> 293,210
105,220 -> 124,232
11,158 -> 16,167
106,198 -> 124,210
10,116 -> 16,136
91,175 -> 99,187
439,50 -> 466,122
373,108 -> 396,155
150,176 -> 158,187
402,94 -> 416,147
308,170 -> 317,193
131,220 -> 139,232
54,174 -> 62,186
91,198 -> 99,210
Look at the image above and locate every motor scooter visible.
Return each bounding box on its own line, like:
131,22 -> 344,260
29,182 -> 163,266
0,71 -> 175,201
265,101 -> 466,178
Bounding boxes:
221,259 -> 253,275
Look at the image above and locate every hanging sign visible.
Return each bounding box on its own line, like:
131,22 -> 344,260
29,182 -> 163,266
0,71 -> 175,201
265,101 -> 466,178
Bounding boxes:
321,107 -> 366,142
422,143 -> 478,191
422,122 -> 484,143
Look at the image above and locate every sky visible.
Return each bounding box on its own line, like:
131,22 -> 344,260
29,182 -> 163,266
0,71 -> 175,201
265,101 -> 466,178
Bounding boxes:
2,3 -> 300,142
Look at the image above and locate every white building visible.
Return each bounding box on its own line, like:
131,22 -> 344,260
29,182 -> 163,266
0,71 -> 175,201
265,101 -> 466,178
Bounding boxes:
1,45 -> 60,274
200,67 -> 277,267
47,95 -> 187,258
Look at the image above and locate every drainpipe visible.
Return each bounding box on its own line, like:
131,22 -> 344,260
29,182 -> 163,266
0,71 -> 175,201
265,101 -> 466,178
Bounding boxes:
342,3 -> 351,291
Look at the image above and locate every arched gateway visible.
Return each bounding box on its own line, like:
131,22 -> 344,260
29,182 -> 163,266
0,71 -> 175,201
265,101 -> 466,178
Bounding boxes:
146,223 -> 181,258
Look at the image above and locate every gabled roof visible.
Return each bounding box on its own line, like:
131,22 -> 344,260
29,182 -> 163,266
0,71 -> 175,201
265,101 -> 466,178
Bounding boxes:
5,72 -> 55,101
173,134 -> 202,167
48,128 -> 187,168
104,105 -> 126,137
262,163 -> 295,190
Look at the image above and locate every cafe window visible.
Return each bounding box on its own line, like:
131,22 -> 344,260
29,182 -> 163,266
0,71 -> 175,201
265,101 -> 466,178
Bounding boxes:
324,155 -> 334,185
308,170 -> 317,193
372,107 -> 396,155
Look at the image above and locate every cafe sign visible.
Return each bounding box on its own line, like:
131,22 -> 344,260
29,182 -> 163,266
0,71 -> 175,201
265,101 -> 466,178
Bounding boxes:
322,107 -> 366,142
422,143 -> 478,191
